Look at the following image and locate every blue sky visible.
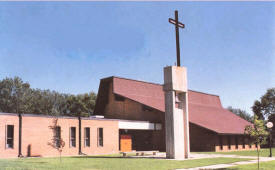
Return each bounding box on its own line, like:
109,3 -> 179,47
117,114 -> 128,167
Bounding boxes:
0,2 -> 274,114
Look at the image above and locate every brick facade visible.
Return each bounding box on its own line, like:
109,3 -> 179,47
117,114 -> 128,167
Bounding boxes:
0,113 -> 119,158
0,114 -> 19,158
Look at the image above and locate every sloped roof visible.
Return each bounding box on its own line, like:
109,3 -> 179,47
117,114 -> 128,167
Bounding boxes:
102,76 -> 251,134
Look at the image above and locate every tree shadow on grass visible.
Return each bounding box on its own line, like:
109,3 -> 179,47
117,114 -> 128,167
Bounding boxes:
70,156 -> 166,160
26,161 -> 48,164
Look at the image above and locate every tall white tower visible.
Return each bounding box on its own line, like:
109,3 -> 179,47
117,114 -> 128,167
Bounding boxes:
163,66 -> 190,159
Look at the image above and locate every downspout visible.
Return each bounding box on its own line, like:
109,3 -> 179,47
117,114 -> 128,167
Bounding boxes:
18,113 -> 22,157
78,116 -> 82,155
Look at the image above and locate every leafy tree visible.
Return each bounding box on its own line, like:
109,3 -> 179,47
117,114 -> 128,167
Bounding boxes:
245,115 -> 269,170
252,88 -> 275,120
0,76 -> 97,117
227,106 -> 253,122
0,77 -> 32,113
65,92 -> 96,117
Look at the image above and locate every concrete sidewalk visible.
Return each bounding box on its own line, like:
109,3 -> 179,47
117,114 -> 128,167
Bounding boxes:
178,154 -> 275,170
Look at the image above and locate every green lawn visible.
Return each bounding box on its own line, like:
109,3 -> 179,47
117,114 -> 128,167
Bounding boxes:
196,148 -> 275,157
0,155 -> 252,170
224,160 -> 275,170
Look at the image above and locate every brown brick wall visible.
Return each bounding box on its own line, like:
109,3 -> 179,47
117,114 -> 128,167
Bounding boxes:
0,114 -> 119,158
0,114 -> 19,158
189,123 -> 217,151
190,123 -> 258,152
104,82 -> 164,123
215,135 -> 258,152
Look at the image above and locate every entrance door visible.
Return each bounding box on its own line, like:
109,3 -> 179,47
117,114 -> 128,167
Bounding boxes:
120,135 -> 132,152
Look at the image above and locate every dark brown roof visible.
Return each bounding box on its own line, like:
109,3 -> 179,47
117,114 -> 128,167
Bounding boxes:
97,76 -> 251,134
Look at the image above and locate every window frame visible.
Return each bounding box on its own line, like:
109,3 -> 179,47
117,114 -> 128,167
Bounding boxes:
70,127 -> 76,148
55,126 -> 61,148
6,125 -> 14,149
97,128 -> 103,147
84,127 -> 90,147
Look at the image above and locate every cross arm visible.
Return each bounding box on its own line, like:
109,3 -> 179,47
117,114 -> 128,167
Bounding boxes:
169,18 -> 185,28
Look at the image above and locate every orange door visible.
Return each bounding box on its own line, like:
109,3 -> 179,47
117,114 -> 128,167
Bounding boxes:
120,135 -> 132,152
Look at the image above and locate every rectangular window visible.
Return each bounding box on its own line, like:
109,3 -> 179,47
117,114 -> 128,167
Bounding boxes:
6,125 -> 14,149
242,136 -> 245,149
98,128 -> 103,147
55,126 -> 61,148
228,136 -> 231,150
219,136 -> 223,150
84,127 -> 90,147
235,136 -> 238,149
70,127 -> 76,147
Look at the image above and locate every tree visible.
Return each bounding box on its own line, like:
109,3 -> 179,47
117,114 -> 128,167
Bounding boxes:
0,77 -> 32,113
65,92 -> 96,117
0,76 -> 97,117
48,118 -> 65,162
227,106 -> 253,122
252,88 -> 275,120
245,115 -> 269,170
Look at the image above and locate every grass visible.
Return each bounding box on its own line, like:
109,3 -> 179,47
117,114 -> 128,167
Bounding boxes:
223,160 -> 275,170
196,148 -> 275,157
0,154 -> 252,170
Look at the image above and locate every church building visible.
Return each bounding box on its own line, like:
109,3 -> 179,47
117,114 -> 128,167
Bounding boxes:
94,76 -> 256,153
0,75 -> 256,158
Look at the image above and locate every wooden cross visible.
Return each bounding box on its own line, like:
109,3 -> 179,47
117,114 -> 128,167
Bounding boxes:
169,10 -> 185,67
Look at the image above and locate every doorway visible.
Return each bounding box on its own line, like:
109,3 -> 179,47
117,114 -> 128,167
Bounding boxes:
120,135 -> 132,152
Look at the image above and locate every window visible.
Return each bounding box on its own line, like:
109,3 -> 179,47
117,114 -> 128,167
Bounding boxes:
70,127 -> 76,147
6,125 -> 14,149
228,136 -> 231,150
98,128 -> 103,147
235,136 -> 238,149
55,126 -> 61,148
115,95 -> 125,101
242,136 -> 245,149
84,127 -> 90,147
219,136 -> 223,150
